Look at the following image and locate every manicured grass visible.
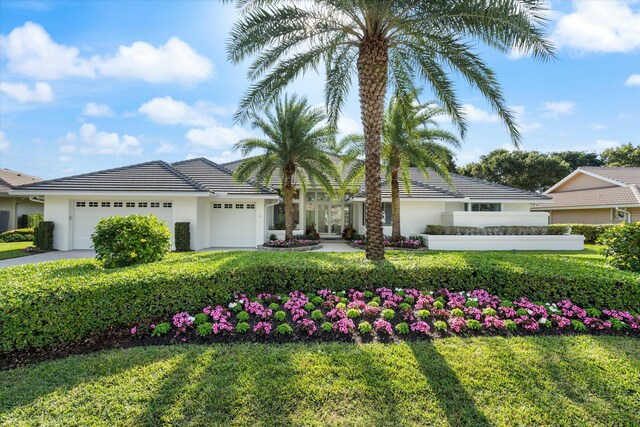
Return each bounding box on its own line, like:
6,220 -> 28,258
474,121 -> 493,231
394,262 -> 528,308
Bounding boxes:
0,242 -> 31,261
1,336 -> 638,426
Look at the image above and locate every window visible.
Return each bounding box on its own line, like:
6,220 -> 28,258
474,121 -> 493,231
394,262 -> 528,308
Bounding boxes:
465,203 -> 501,212
126,202 -> 135,208
150,202 -> 160,208
101,202 -> 111,208
274,202 -> 300,228
246,203 -> 255,209
163,202 -> 172,208
224,203 -> 233,209
382,203 -> 392,226
89,202 -> 98,208
236,204 -> 244,209
114,202 -> 123,208
138,202 -> 148,208
213,203 -> 222,209
76,201 -> 86,207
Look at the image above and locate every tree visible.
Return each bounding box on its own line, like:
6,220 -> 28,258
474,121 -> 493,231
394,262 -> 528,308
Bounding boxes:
233,94 -> 339,241
550,151 -> 602,170
341,94 -> 459,241
459,149 -> 570,193
226,0 -> 554,260
600,143 -> 640,167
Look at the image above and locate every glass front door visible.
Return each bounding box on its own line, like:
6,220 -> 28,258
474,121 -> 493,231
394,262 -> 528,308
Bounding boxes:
306,191 -> 352,236
317,203 -> 342,235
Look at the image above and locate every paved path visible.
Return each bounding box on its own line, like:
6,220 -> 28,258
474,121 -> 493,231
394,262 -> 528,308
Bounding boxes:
316,242 -> 360,252
0,250 -> 95,268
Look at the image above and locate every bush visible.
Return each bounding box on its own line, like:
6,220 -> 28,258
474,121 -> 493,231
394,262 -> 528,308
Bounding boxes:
175,222 -> 191,252
0,228 -> 34,243
91,215 -> 171,268
358,321 -> 372,333
425,225 -> 569,235
33,221 -> 54,251
597,223 -> 640,272
1,250 -> 639,352
555,224 -> 617,243
18,213 -> 43,229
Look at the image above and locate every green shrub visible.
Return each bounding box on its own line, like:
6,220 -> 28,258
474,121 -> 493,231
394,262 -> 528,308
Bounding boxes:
398,303 -> 411,311
597,222 -> 640,272
404,296 -> 415,305
151,323 -> 170,337
367,301 -> 380,308
516,308 -> 529,317
236,311 -> 249,322
504,320 -> 517,331
236,322 -> 250,333
269,303 -> 280,310
382,309 -> 395,320
346,308 -> 360,319
482,308 -> 497,316
1,250 -> 639,352
196,323 -> 212,337
321,322 -> 333,332
275,324 -> 293,335
364,291 -> 374,299
304,302 -> 315,311
311,310 -> 323,321
555,224 -> 616,243
571,320 -> 586,332
358,321 -> 372,334
585,308 -> 601,318
0,228 -> 34,243
465,300 -> 479,308
435,320 -> 447,331
91,215 -> 171,268
194,313 -> 209,325
417,310 -> 431,319
33,221 -> 54,251
18,213 -> 43,229
336,303 -> 347,310
274,311 -> 286,321
451,308 -> 464,317
395,322 -> 409,335
467,319 -> 482,330
311,296 -> 323,305
174,222 -> 191,252
433,301 -> 444,309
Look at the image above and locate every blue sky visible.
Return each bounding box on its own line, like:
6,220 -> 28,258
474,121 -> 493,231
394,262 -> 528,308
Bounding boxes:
0,0 -> 638,179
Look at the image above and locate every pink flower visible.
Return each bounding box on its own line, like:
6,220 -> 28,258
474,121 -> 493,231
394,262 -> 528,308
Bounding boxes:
150,323 -> 155,329
373,319 -> 393,334
130,327 -> 137,335
448,317 -> 466,332
253,321 -> 272,335
333,318 -> 355,334
297,319 -> 317,335
483,316 -> 505,329
410,321 -> 430,334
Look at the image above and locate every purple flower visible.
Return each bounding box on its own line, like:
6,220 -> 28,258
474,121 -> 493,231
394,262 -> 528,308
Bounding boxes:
448,317 -> 467,332
373,319 -> 393,334
253,321 -> 272,335
333,318 -> 355,334
297,319 -> 317,335
410,321 -> 430,334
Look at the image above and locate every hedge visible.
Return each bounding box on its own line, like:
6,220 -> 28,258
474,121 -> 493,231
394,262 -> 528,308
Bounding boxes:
18,213 -> 43,229
425,225 -> 568,235
175,222 -> 191,252
33,221 -> 54,251
1,251 -> 638,352
556,224 -> 617,243
0,228 -> 34,243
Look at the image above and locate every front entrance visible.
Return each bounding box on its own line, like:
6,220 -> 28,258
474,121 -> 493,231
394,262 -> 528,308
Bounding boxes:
305,192 -> 352,236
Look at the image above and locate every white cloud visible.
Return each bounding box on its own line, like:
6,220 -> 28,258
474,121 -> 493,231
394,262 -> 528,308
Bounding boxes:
206,151 -> 241,165
337,117 -> 361,135
589,124 -> 607,130
553,1 -> 640,53
511,105 -> 542,133
595,139 -> 621,149
542,101 -> 576,116
0,131 -> 9,152
139,97 -> 216,127
63,123 -> 142,155
461,104 -> 499,123
0,81 -> 53,102
82,102 -> 113,117
58,156 -> 72,162
155,143 -> 178,154
0,22 -> 213,84
455,148 -> 484,165
186,126 -> 253,151
625,74 -> 640,86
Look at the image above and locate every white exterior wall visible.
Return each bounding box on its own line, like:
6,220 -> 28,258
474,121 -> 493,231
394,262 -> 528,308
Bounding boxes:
359,201 -> 446,237
501,203 -> 533,212
0,198 -> 16,231
441,211 -> 549,227
422,234 -> 584,251
196,198 -> 211,250
44,196 -> 72,250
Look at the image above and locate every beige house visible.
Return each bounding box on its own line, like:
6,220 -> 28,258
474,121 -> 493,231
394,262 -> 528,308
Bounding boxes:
0,168 -> 44,232
533,167 -> 640,224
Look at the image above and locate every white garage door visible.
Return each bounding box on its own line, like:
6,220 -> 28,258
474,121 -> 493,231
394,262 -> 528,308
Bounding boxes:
72,200 -> 174,249
211,202 -> 256,247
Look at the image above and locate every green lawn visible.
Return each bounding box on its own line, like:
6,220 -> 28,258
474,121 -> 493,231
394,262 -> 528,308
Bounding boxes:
0,242 -> 31,261
1,336 -> 638,426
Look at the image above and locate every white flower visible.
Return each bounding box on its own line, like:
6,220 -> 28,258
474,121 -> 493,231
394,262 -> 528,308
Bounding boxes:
188,316 -> 195,322
472,298 -> 478,302
429,291 -> 434,295
229,302 -> 238,308
395,287 -> 403,292
459,291 -> 465,295
538,318 -> 547,324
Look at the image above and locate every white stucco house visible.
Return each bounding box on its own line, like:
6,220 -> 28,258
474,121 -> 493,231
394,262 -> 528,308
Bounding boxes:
11,157 -> 563,251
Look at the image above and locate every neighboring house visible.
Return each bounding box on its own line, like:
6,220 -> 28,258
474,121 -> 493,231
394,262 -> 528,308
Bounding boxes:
0,168 -> 44,232
532,167 -> 640,224
12,157 -> 551,250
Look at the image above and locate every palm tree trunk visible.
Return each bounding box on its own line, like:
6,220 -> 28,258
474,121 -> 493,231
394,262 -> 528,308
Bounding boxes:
358,37 -> 388,261
390,160 -> 401,241
284,171 -> 295,241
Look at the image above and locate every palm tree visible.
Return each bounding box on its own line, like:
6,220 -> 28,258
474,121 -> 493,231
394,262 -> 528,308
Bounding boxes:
226,0 -> 554,260
340,93 -> 460,241
233,94 -> 339,241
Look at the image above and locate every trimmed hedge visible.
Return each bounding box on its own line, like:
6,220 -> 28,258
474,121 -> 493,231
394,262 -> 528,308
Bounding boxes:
33,221 -> 54,251
1,251 -> 639,353
0,228 -> 34,243
425,225 -> 569,235
18,213 -> 43,229
556,224 -> 617,243
175,222 -> 191,252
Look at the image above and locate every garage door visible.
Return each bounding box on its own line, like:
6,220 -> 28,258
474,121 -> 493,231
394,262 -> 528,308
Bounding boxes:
72,200 -> 174,249
211,202 -> 256,247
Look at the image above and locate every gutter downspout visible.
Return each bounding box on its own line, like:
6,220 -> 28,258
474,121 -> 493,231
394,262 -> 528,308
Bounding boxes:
29,196 -> 45,203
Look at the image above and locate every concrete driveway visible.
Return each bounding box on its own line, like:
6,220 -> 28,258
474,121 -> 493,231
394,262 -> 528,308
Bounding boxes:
0,250 -> 95,268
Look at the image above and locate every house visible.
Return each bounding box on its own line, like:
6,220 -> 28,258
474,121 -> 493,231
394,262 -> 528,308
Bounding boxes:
532,167 -> 640,224
0,168 -> 44,232
11,157 -> 552,250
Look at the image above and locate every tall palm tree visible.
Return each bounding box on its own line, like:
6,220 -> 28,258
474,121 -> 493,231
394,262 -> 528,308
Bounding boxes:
340,93 -> 460,241
226,0 -> 555,260
233,94 -> 339,241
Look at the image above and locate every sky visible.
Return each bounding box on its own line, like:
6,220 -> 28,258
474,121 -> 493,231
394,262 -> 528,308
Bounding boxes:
0,0 -> 638,180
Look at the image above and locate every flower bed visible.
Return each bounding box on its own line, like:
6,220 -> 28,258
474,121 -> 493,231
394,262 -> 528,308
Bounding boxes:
130,288 -> 640,344
263,238 -> 319,248
352,237 -> 424,250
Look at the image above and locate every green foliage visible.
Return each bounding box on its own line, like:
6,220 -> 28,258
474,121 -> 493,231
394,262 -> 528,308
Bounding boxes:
395,322 -> 409,335
585,308 -> 602,318
516,308 -> 530,317
18,213 -> 43,229
404,296 -> 415,305
371,297 -> 381,305
336,303 -> 347,310
275,324 -> 293,335
433,301 -> 444,310
610,318 -> 627,331
556,224 -> 616,243
417,310 -> 431,319
364,291 -> 374,299
274,311 -> 286,321
91,215 -> 171,268
321,322 -> 333,333
482,308 -> 497,317
236,311 -> 250,322
549,151 -> 602,170
33,221 -> 54,251
196,323 -> 213,337
505,320 -> 517,331
311,296 -> 323,305
281,296 -> 291,304
399,303 -> 411,311
358,321 -> 372,334
425,225 -> 568,236
467,320 -> 482,330
346,308 -> 360,319
598,223 -> 640,272
600,143 -> 640,167
451,308 -> 464,317
1,250 -> 639,352
367,301 -> 380,308
304,302 -> 315,311
0,228 -> 34,243
465,300 -> 479,308
572,320 -> 587,332
311,310 -> 323,321
269,303 -> 280,310
435,321 -> 448,331
236,322 -> 250,333
151,323 -> 170,337
382,309 -> 395,321
194,313 -> 209,325
174,222 -> 191,252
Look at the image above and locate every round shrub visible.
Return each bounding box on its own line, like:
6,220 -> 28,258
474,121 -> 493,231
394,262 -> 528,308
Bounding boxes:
236,311 -> 250,322
346,308 -> 360,319
358,321 -> 372,334
92,215 -> 171,268
395,322 -> 409,335
311,310 -> 323,321
274,311 -> 287,321
196,323 -> 213,337
382,309 -> 395,320
236,322 -> 250,333
321,322 -> 333,332
597,222 -> 640,272
275,324 -> 293,335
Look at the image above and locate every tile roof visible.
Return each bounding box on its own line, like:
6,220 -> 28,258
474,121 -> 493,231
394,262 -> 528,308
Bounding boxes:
534,185 -> 640,209
13,161 -> 209,193
578,167 -> 640,185
172,158 -> 276,195
0,168 -> 42,193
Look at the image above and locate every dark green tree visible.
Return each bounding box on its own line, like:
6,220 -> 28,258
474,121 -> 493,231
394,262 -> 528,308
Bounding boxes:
550,151 -> 602,170
600,143 -> 640,167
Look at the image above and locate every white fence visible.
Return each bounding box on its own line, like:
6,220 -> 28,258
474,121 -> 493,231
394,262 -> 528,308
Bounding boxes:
420,234 -> 584,251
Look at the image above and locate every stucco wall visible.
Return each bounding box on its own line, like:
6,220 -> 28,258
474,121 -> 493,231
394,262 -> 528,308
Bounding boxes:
442,211 -> 549,227
554,173 -> 615,192
422,234 -> 585,251
0,198 -> 16,231
549,208 -> 614,224
44,196 -> 71,250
